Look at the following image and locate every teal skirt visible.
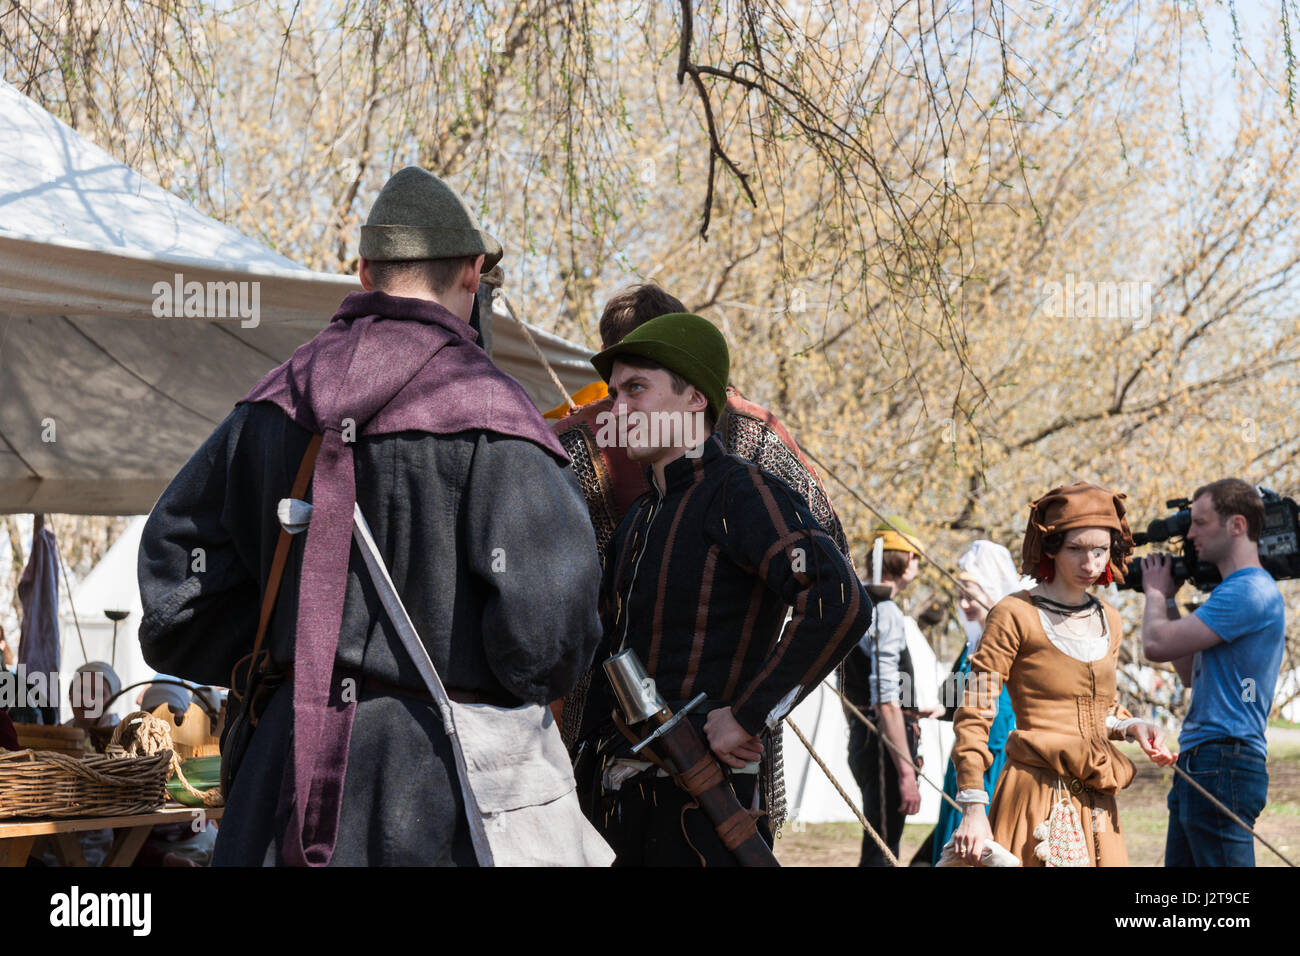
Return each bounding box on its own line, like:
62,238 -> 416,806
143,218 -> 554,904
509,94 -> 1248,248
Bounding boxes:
931,652 -> 1016,864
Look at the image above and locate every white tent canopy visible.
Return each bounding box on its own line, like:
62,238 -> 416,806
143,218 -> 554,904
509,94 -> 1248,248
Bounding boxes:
0,79 -> 595,516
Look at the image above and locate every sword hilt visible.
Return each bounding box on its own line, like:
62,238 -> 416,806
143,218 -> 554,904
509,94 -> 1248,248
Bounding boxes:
630,692 -> 708,755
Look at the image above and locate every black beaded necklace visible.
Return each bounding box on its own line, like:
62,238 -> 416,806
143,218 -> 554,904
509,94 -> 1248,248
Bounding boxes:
1030,593 -> 1097,615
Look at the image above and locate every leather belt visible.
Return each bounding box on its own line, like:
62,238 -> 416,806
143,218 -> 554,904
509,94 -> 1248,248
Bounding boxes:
608,757 -> 762,779
280,661 -> 515,707
1185,736 -> 1244,754
361,673 -> 514,707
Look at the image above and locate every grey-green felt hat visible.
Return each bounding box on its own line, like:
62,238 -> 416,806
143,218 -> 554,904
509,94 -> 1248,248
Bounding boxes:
591,312 -> 730,420
359,166 -> 503,271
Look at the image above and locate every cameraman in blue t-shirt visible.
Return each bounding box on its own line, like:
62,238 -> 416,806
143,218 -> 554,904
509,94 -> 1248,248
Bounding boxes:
1140,478 -> 1286,867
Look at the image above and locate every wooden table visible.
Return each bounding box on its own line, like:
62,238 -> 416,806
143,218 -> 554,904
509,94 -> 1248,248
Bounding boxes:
0,805 -> 223,867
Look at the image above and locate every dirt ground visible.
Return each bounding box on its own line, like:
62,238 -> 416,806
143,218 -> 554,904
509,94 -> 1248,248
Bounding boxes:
774,729 -> 1300,867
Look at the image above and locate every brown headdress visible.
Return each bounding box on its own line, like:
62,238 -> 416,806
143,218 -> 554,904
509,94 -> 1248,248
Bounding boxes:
1020,481 -> 1136,583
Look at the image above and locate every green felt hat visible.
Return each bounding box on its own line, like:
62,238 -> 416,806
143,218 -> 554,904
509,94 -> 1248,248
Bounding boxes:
359,166 -> 502,271
591,312 -> 730,419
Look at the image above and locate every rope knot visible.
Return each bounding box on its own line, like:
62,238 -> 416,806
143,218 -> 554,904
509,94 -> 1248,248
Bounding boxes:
109,710 -> 224,807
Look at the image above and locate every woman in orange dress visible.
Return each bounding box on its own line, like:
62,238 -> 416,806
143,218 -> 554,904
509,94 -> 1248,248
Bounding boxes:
950,482 -> 1175,866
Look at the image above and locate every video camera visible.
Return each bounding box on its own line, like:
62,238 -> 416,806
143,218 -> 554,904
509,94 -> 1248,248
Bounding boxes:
1118,488 -> 1300,593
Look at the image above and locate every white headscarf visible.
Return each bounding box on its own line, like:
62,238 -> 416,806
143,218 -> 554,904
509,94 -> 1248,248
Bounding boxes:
955,540 -> 1032,655
74,661 -> 122,698
70,661 -> 123,726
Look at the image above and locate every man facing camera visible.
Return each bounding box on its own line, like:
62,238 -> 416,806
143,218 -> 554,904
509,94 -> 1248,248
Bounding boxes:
576,312 -> 871,866
1140,478 -> 1286,867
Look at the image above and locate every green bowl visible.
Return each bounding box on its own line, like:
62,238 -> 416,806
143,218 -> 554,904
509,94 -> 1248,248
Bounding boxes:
166,755 -> 223,806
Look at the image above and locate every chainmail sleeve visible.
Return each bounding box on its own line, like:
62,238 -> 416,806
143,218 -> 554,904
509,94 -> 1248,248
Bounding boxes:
557,422 -> 622,556
722,392 -> 858,837
554,421 -> 622,751
722,406 -> 854,568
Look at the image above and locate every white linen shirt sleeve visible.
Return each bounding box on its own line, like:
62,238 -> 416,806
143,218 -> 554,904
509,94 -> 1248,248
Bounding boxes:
860,600 -> 907,708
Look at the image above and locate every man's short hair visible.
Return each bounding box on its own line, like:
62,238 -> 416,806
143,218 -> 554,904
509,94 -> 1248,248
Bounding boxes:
367,256 -> 478,295
611,354 -> 717,432
879,550 -> 913,580
599,284 -> 686,348
1193,478 -> 1264,541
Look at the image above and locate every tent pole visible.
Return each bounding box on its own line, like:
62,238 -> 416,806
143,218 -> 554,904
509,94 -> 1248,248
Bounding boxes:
50,518 -> 89,665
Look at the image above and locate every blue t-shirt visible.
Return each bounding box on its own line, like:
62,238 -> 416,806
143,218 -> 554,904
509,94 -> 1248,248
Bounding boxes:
1182,567 -> 1286,756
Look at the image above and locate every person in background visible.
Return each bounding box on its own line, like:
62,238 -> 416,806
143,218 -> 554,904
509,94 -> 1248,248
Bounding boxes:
65,661 -> 122,733
34,662 -> 123,866
843,517 -> 936,866
0,623 -> 41,725
1141,478 -> 1286,867
0,624 -> 23,736
137,675 -> 193,722
0,624 -> 14,669
0,709 -> 16,751
931,541 -> 1027,863
130,678 -> 215,867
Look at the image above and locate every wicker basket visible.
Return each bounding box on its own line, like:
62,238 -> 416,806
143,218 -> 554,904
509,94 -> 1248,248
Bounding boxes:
0,730 -> 173,820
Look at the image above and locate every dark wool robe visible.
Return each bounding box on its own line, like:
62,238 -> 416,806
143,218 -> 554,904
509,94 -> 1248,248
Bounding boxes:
137,295 -> 602,866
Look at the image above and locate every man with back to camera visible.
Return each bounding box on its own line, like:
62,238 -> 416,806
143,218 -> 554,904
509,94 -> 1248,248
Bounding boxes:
1140,478 -> 1286,866
138,166 -> 603,866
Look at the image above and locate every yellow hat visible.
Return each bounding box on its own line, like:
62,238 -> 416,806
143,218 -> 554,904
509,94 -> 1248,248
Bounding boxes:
542,380 -> 609,420
871,516 -> 923,556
